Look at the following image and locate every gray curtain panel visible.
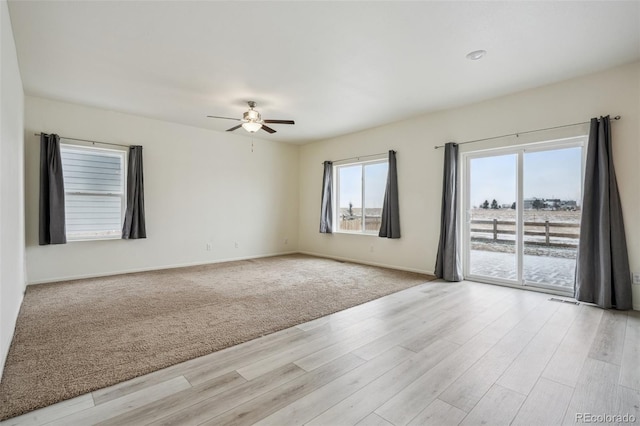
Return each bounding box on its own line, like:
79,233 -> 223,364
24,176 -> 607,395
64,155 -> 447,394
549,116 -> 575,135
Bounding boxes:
379,150 -> 400,238
122,145 -> 147,239
575,116 -> 631,310
435,142 -> 462,281
39,133 -> 67,245
319,161 -> 333,233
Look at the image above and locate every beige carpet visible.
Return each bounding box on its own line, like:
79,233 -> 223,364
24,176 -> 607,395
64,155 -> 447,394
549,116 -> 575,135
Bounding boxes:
0,254 -> 434,420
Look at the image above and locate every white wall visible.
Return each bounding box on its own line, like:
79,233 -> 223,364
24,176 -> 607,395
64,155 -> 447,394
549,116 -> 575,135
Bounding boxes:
299,61 -> 640,309
24,96 -> 299,283
0,0 -> 26,376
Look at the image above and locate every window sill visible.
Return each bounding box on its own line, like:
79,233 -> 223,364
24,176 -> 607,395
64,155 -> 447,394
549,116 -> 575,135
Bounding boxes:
67,236 -> 122,243
334,231 -> 380,237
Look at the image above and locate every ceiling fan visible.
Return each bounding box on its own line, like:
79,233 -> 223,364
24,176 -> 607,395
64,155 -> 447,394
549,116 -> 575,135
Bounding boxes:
207,101 -> 295,134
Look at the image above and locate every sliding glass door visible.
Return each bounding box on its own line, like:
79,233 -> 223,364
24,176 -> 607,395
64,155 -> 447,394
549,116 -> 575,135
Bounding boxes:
463,138 -> 584,293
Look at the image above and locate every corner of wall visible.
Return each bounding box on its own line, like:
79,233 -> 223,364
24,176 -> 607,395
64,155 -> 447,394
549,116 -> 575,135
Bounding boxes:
0,0 -> 27,378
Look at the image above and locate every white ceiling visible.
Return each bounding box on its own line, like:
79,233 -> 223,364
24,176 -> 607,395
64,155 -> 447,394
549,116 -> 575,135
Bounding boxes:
8,1 -> 640,144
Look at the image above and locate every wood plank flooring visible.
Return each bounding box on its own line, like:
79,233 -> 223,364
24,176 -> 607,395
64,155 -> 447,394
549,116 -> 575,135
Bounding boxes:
2,280 -> 637,426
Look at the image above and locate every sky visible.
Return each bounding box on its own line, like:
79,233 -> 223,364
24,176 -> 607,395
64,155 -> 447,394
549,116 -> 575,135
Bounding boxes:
470,147 -> 582,208
338,162 -> 388,209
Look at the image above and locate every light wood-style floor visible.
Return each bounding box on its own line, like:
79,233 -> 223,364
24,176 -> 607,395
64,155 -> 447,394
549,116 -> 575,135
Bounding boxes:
2,280 -> 638,426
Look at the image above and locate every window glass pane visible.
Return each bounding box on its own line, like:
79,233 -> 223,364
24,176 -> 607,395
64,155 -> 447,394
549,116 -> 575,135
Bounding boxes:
61,150 -> 123,193
65,194 -> 122,239
523,147 -> 582,289
364,162 -> 388,232
469,154 -> 517,281
338,164 -> 362,232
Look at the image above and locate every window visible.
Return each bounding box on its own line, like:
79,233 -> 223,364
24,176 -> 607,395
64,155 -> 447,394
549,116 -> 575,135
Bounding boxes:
60,143 -> 126,241
335,158 -> 388,234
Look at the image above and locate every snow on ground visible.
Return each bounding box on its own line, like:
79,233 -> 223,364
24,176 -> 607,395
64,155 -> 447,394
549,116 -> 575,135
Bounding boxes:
470,250 -> 575,289
468,209 -> 579,289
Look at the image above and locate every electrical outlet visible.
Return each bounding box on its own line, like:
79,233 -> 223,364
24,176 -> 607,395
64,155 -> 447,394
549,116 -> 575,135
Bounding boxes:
206,243 -> 212,251
370,245 -> 374,253
284,238 -> 288,245
234,242 -> 239,249
633,272 -> 640,285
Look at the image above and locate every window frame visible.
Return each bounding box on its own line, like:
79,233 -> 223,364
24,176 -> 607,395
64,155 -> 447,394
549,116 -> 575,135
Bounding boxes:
60,142 -> 128,242
333,154 -> 388,235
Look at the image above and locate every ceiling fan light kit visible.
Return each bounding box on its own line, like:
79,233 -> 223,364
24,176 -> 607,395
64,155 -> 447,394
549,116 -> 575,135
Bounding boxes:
241,122 -> 262,133
207,101 -> 295,134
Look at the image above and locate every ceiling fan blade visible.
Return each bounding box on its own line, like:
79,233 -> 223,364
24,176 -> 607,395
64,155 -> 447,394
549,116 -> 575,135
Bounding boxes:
226,124 -> 242,132
207,115 -> 241,121
261,125 -> 277,134
263,119 -> 295,125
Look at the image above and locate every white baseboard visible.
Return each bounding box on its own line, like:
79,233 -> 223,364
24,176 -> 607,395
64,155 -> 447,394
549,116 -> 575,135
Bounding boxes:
298,250 -> 434,276
27,251 -> 299,285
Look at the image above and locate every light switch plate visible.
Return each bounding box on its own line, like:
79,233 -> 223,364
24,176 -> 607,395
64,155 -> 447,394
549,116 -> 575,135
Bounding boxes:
633,273 -> 640,285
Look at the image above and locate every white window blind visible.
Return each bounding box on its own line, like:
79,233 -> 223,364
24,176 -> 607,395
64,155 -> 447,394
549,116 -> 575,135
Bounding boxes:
60,144 -> 126,241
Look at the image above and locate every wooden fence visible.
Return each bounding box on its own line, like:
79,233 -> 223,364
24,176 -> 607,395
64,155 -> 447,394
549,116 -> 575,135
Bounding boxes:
471,219 -> 580,248
339,216 -> 381,232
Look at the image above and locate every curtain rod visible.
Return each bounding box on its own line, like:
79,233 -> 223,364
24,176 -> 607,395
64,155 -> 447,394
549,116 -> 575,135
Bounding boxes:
433,115 -> 621,149
34,133 -> 131,149
321,151 -> 393,165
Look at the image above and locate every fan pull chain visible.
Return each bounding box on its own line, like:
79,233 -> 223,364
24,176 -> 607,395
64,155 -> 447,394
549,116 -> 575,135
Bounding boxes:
251,136 -> 254,153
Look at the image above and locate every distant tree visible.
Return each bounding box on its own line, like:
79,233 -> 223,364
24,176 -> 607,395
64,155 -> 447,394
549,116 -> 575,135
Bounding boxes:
511,202 -> 516,210
532,198 -> 545,210
491,199 -> 499,210
348,202 -> 354,217
481,200 -> 490,209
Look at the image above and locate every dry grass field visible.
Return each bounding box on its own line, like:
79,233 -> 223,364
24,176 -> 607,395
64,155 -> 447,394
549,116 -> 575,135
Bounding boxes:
471,208 -> 580,222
